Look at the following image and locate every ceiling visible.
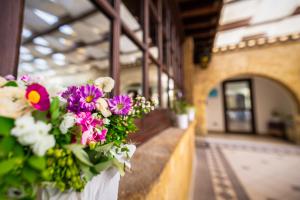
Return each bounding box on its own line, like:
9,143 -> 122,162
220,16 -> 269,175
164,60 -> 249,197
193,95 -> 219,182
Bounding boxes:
177,0 -> 223,66
19,0 -> 145,85
216,0 -> 300,47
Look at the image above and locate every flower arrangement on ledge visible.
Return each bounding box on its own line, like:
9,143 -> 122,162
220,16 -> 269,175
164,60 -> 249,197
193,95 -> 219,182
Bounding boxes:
0,75 -> 155,199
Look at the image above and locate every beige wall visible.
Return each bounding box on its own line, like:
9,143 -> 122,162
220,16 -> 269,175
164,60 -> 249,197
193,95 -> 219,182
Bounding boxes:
183,38 -> 300,142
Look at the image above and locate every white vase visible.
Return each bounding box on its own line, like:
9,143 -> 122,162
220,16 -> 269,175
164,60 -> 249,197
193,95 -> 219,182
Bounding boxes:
42,168 -> 120,200
187,108 -> 195,122
176,114 -> 189,129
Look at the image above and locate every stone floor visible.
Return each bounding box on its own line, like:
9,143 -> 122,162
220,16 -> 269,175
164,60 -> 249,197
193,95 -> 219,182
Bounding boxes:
192,134 -> 300,200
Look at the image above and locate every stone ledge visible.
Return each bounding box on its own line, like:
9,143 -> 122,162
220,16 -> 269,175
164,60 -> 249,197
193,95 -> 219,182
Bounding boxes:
118,123 -> 195,200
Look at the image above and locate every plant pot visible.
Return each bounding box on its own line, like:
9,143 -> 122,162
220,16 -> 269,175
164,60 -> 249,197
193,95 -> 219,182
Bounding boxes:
187,108 -> 195,122
42,167 -> 120,200
176,114 -> 189,129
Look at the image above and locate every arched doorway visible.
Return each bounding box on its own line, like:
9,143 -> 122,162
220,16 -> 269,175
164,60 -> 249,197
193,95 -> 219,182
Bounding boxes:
205,75 -> 299,139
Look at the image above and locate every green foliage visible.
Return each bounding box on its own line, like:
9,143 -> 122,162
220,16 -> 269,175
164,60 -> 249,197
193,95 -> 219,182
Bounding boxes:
105,115 -> 137,145
3,81 -> 18,87
45,147 -> 86,191
173,99 -> 188,114
0,116 -> 14,136
28,156 -> 46,171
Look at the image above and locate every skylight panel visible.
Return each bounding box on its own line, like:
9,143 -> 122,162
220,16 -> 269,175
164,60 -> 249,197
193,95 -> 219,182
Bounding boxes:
33,9 -> 58,25
35,46 -> 53,55
59,25 -> 75,35
34,58 -> 49,70
22,28 -> 32,38
33,37 -> 49,46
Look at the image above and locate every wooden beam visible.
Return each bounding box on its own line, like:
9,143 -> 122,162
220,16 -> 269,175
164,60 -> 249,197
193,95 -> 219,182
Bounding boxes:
143,0 -> 150,99
111,0 -> 121,95
180,3 -> 220,18
185,29 -> 216,37
218,17 -> 251,32
0,0 -> 24,76
184,21 -> 217,30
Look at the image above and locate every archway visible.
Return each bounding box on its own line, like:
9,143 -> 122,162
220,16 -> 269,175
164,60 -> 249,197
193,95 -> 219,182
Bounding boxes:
204,74 -> 299,141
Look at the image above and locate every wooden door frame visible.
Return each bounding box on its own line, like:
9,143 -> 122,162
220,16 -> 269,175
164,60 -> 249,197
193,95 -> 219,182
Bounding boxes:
222,78 -> 256,134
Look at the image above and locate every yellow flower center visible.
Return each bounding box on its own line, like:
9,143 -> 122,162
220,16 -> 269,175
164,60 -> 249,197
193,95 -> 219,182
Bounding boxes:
28,91 -> 41,104
86,95 -> 94,103
117,103 -> 124,110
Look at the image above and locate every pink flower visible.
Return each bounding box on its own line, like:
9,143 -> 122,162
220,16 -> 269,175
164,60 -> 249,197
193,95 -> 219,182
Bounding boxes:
25,83 -> 50,111
81,129 -> 107,145
75,112 -> 106,145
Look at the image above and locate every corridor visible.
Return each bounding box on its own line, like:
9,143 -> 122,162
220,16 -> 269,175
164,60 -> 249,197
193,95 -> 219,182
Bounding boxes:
192,135 -> 300,200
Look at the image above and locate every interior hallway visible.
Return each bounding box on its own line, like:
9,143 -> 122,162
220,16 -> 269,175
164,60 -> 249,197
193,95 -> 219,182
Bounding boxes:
192,134 -> 300,200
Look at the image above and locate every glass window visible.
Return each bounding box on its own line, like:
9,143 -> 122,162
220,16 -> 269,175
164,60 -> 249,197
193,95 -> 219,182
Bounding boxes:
169,78 -> 175,108
121,0 -> 143,42
120,34 -> 143,97
161,72 -> 168,108
19,0 -> 111,86
149,60 -> 159,106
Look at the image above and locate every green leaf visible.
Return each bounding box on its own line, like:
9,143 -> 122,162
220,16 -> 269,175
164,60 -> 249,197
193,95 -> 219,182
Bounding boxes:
94,143 -> 114,154
28,156 -> 46,171
112,158 -> 125,176
32,110 -> 48,122
79,163 -> 94,181
3,81 -> 18,87
50,97 -> 60,122
22,166 -> 38,184
0,136 -> 16,157
93,159 -> 113,173
0,116 -> 14,136
0,158 -> 22,177
65,144 -> 93,166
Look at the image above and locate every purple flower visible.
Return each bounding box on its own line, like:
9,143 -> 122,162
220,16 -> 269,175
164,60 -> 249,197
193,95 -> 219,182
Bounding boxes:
5,75 -> 15,81
61,86 -> 81,113
108,95 -> 132,115
79,85 -> 103,112
61,85 -> 103,113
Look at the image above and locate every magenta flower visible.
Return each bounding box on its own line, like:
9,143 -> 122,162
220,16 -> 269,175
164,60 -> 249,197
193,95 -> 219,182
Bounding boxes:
5,74 -> 15,81
61,85 -> 103,113
81,129 -> 108,145
75,112 -> 106,145
108,95 -> 132,115
79,85 -> 103,112
76,112 -> 103,132
25,83 -> 50,111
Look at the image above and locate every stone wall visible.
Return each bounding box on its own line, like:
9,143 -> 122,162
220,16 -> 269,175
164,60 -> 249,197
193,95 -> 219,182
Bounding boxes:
118,123 -> 195,200
183,37 -> 300,142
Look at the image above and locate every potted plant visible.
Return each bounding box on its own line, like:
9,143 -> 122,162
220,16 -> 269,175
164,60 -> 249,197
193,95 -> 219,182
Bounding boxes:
0,75 -> 155,200
187,105 -> 196,122
173,100 -> 189,129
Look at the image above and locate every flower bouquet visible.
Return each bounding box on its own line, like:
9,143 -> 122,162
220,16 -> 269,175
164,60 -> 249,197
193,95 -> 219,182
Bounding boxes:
0,75 -> 155,199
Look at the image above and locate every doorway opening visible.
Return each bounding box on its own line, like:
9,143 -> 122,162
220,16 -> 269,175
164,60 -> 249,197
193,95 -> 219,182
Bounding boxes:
222,79 -> 255,134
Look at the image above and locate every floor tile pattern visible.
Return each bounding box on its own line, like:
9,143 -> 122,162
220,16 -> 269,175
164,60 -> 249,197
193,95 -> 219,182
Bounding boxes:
193,136 -> 300,200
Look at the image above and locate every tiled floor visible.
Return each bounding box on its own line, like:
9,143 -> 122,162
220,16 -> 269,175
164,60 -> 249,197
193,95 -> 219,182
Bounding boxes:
193,134 -> 300,200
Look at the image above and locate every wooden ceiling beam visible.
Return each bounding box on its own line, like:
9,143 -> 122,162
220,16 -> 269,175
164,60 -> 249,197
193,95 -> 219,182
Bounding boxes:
180,3 -> 221,18
218,17 -> 251,32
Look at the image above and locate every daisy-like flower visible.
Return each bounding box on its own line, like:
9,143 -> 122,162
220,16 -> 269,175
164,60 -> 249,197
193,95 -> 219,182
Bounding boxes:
26,83 -> 50,111
108,95 -> 132,115
78,85 -> 103,112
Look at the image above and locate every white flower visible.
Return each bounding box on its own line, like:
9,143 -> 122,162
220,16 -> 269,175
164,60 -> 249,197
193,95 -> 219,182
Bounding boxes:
32,134 -> 55,156
59,113 -> 76,134
0,87 -> 29,119
11,115 -> 55,156
0,76 -> 7,86
94,77 -> 115,93
103,118 -> 110,125
96,98 -> 112,117
110,144 -> 136,170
